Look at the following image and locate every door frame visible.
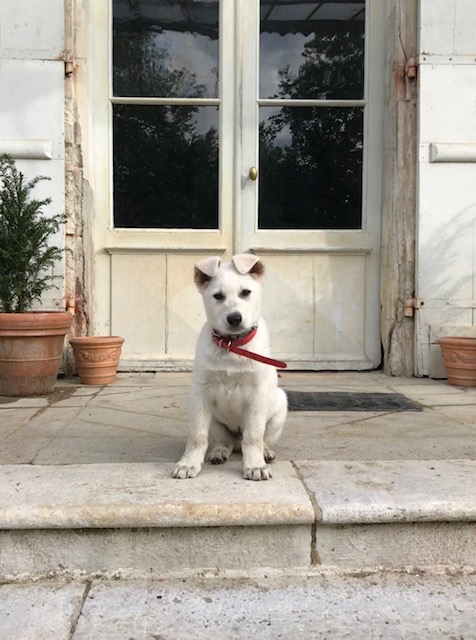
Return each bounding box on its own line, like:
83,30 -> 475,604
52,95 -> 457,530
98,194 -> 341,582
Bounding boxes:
87,0 -> 385,369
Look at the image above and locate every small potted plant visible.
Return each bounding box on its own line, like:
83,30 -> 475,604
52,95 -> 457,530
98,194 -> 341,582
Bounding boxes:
0,154 -> 73,396
439,335 -> 476,387
69,335 -> 125,385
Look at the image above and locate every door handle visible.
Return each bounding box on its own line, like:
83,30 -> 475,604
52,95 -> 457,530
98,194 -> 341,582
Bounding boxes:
249,167 -> 258,181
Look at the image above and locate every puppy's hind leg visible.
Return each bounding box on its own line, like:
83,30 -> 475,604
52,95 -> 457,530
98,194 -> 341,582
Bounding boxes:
264,388 -> 287,463
207,419 -> 234,465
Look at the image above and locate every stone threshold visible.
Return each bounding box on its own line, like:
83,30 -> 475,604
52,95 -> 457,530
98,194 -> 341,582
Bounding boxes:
0,460 -> 475,577
1,460 -> 475,529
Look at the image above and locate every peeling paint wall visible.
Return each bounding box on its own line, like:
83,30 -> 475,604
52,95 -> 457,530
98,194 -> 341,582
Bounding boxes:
63,0 -> 89,373
380,0 -> 418,376
68,0 -> 95,347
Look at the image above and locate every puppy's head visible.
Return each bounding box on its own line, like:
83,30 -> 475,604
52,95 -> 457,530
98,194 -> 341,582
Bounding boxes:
194,254 -> 265,336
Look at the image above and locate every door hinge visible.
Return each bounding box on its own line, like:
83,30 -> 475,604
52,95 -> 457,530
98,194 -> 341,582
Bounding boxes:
404,296 -> 417,317
64,59 -> 74,77
405,57 -> 417,81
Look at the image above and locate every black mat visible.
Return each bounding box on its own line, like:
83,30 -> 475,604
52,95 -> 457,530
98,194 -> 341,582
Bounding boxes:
285,391 -> 423,412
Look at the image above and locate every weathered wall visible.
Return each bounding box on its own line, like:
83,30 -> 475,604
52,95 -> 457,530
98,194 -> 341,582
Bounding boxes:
416,0 -> 476,376
68,0 -> 95,344
9,1 -> 468,376
380,0 -> 418,376
63,0 -> 92,372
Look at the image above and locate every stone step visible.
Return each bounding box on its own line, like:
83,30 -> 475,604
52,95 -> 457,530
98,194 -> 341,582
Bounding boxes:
0,460 -> 475,579
295,460 -> 476,569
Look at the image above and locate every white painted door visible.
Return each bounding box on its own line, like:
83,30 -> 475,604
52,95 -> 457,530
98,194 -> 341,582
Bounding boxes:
90,0 -> 384,370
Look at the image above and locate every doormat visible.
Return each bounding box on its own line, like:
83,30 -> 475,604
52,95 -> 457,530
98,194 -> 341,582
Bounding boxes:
285,391 -> 423,412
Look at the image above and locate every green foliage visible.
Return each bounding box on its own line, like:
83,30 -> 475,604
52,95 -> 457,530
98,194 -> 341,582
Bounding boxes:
0,154 -> 65,312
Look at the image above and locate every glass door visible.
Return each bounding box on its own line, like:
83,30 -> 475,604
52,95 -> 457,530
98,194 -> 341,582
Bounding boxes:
238,0 -> 384,368
239,0 -> 377,250
90,0 -> 384,369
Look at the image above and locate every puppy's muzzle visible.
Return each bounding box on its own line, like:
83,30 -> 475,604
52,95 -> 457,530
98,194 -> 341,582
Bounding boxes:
227,312 -> 242,329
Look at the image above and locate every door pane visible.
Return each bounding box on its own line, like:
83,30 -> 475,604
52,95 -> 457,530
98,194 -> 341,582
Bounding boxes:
113,0 -> 219,98
260,1 -> 365,100
113,105 -> 219,229
258,106 -> 363,229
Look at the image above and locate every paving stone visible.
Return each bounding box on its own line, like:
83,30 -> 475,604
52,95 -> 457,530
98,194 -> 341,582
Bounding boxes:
72,573 -> 476,639
6,407 -> 80,439
0,408 -> 41,439
0,581 -> 87,640
0,397 -> 48,408
32,434 -> 185,464
70,405 -> 188,434
431,404 -> 476,424
0,438 -> 56,465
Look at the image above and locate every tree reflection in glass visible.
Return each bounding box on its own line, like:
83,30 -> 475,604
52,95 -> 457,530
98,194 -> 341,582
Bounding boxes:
112,1 -> 219,229
113,0 -> 219,98
259,106 -> 363,230
114,104 -> 218,229
259,3 -> 365,230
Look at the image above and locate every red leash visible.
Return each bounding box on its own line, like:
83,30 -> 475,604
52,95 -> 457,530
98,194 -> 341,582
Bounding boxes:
212,327 -> 287,369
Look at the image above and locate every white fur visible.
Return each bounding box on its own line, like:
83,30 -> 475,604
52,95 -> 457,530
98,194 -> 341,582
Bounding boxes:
172,254 -> 287,481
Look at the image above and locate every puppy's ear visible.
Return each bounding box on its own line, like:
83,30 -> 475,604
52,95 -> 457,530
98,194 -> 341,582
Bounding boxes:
194,256 -> 221,289
232,254 -> 265,283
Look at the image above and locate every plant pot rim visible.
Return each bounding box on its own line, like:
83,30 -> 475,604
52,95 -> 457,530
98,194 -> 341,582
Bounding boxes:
0,310 -> 72,314
0,311 -> 73,333
70,336 -> 124,344
439,336 -> 476,345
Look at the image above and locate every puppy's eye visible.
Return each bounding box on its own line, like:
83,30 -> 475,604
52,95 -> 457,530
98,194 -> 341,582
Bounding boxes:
240,289 -> 251,298
213,292 -> 225,301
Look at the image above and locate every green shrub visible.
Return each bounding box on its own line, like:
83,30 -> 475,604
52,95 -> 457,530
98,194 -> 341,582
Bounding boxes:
0,154 -> 65,312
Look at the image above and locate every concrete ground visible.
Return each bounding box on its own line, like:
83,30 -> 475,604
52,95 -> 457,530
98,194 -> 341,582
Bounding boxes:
1,370 -> 475,638
1,570 -> 476,639
1,370 -> 475,465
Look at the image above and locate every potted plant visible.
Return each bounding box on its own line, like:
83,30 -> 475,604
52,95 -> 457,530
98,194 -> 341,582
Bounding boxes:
0,154 -> 73,396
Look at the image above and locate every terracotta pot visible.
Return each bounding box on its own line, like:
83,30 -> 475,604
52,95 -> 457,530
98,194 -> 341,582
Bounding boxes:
439,336 -> 476,387
69,336 -> 124,385
0,311 -> 73,396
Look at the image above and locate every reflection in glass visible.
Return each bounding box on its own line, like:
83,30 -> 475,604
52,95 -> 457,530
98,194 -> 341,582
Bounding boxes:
260,1 -> 365,99
113,105 -> 218,228
113,0 -> 219,98
259,107 -> 363,229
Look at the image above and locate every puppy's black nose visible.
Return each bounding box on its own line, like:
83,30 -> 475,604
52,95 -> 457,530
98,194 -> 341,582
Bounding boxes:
227,312 -> 242,328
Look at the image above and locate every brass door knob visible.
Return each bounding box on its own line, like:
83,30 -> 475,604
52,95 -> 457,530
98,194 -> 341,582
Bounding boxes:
249,167 -> 258,181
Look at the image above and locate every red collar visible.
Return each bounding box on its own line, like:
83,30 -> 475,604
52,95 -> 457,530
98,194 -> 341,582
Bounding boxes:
212,327 -> 287,369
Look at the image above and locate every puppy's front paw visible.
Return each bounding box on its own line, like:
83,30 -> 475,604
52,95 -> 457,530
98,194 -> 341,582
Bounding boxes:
172,464 -> 201,479
243,465 -> 272,481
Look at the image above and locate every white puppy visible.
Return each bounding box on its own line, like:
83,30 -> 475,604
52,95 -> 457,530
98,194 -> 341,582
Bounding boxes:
172,254 -> 287,481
